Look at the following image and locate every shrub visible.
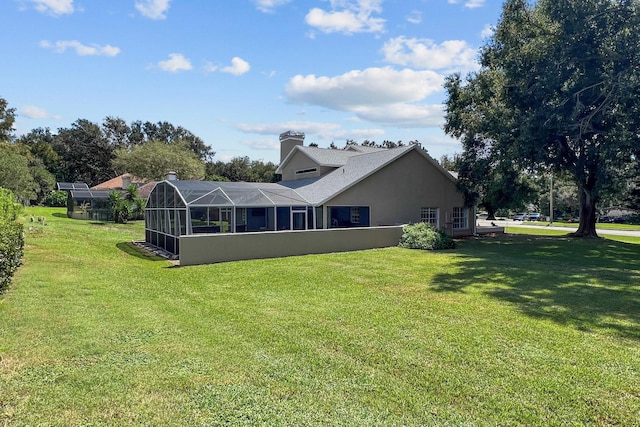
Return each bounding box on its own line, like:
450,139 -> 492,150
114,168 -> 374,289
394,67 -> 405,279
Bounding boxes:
0,188 -> 24,293
44,190 -> 68,207
399,222 -> 455,250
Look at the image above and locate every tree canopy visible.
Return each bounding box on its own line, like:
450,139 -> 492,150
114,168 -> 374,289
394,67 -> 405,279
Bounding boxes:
444,0 -> 640,236
113,140 -> 205,181
205,156 -> 278,183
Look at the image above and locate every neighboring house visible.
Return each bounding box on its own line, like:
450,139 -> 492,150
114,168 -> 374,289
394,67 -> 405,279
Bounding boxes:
58,173 -> 149,221
90,173 -> 147,192
144,131 -> 473,258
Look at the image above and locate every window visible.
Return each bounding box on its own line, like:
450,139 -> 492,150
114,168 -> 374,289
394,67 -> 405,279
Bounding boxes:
420,207 -> 439,227
295,167 -> 318,175
350,207 -> 360,224
453,207 -> 469,229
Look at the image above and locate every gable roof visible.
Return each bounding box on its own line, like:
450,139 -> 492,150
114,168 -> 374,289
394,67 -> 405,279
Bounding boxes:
281,144 -> 456,205
276,146 -> 364,174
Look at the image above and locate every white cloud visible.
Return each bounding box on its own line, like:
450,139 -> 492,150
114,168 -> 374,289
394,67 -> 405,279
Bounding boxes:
305,0 -> 385,35
237,121 -> 342,137
252,0 -> 292,13
40,40 -> 120,56
406,10 -> 422,25
221,57 -> 251,76
286,67 -> 443,110
135,0 -> 170,20
157,53 -> 192,72
203,62 -> 218,73
19,105 -> 60,120
481,24 -> 494,39
465,0 -> 485,9
381,36 -> 478,72
351,103 -> 445,128
285,67 -> 445,128
29,0 -> 74,15
239,138 -> 280,151
448,0 -> 486,8
203,57 -> 251,76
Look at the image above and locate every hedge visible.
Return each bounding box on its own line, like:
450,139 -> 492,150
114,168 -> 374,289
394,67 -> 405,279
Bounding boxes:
0,188 -> 24,293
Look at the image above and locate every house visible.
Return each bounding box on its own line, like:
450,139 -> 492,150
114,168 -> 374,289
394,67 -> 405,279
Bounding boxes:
144,131 -> 474,260
57,173 -> 149,221
90,173 -> 147,191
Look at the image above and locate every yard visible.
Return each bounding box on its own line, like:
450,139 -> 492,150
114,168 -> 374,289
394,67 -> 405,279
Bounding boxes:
1,207 -> 639,426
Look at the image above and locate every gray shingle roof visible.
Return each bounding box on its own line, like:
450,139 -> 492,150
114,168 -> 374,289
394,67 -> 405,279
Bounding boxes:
295,146 -> 361,167
281,145 -> 418,205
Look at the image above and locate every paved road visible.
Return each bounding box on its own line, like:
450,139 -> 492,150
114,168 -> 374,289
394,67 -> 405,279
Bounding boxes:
478,220 -> 640,237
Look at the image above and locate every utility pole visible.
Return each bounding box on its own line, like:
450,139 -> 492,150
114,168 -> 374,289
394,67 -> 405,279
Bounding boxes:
549,173 -> 554,224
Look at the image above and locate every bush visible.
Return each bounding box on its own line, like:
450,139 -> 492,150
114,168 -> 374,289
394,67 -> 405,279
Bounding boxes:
44,190 -> 68,207
399,222 -> 455,250
0,188 -> 24,293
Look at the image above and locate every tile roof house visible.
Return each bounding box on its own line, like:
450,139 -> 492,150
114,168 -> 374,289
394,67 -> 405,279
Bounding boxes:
144,131 -> 474,258
90,173 -> 147,191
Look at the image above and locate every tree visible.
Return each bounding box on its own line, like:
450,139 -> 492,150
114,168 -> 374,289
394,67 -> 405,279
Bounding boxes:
438,154 -> 458,171
204,156 -> 278,182
0,97 -> 16,142
113,140 -> 205,180
109,184 -> 144,224
16,128 -> 61,179
0,143 -> 38,204
53,119 -> 114,186
458,155 -> 537,220
102,116 -> 132,149
444,0 -> 640,237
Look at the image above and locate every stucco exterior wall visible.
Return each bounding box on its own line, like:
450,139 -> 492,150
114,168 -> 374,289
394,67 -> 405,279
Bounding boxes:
324,150 -> 472,235
280,151 -> 328,181
179,226 -> 404,266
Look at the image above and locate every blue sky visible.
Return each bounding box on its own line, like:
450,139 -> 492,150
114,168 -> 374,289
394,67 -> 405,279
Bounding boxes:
2,0 -> 503,163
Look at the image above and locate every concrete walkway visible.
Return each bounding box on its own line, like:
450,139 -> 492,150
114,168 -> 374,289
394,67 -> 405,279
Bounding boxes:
478,220 -> 640,237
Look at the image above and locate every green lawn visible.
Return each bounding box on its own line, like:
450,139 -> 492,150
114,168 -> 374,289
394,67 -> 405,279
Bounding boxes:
1,207 -> 639,426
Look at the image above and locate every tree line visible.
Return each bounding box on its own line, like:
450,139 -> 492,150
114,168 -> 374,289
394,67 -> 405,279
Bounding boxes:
0,99 -> 278,205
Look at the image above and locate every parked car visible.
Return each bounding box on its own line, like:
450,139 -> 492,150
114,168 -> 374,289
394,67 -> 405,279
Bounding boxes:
512,213 -> 525,221
526,212 -> 541,221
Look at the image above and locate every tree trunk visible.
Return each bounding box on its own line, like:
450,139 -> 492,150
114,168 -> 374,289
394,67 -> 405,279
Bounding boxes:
573,187 -> 598,238
486,206 -> 497,221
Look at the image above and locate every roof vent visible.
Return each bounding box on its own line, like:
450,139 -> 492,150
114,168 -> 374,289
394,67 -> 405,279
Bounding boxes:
166,171 -> 177,181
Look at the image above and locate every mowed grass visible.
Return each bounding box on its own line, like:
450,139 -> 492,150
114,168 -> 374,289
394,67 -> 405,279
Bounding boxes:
1,208 -> 639,426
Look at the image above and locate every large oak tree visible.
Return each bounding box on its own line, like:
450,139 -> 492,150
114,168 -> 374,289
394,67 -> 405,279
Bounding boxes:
444,0 -> 640,237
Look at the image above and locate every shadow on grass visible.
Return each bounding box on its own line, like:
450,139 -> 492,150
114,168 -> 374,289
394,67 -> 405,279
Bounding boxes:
116,241 -> 168,262
433,234 -> 640,340
52,212 -> 67,218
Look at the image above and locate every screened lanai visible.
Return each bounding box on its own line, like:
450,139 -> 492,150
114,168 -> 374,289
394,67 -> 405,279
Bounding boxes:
145,180 -> 317,255
56,182 -> 113,220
